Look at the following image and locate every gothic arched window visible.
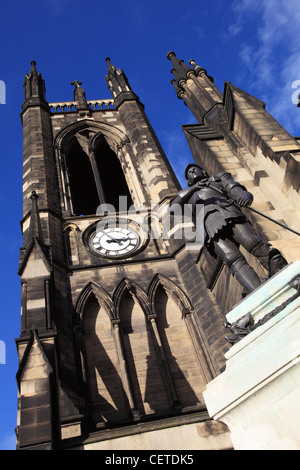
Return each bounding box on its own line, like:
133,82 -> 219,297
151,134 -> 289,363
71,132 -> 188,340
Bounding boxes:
153,284 -> 204,407
82,291 -> 129,424
118,288 -> 170,416
65,133 -> 133,216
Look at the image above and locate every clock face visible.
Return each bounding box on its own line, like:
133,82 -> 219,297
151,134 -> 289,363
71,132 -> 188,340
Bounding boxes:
91,226 -> 139,258
84,218 -> 147,259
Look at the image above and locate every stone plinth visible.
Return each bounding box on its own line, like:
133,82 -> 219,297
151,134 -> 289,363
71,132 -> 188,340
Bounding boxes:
203,261 -> 300,450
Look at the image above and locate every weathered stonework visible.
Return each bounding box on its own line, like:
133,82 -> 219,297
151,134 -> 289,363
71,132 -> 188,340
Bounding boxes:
16,54 -> 300,450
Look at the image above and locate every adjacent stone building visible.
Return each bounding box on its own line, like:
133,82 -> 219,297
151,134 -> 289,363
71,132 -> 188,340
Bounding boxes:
15,53 -> 300,450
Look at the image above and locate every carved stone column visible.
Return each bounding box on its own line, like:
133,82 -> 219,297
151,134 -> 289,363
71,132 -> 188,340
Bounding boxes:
149,315 -> 181,409
112,321 -> 140,421
183,311 -> 213,384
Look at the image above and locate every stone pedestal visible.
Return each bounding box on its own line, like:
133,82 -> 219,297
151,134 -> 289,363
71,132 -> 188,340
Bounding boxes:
203,261 -> 300,450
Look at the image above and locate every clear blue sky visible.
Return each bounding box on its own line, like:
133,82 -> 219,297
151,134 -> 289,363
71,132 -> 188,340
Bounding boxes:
0,0 -> 300,450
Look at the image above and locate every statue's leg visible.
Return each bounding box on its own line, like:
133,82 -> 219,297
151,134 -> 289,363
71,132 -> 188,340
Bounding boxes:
231,221 -> 270,269
212,237 -> 261,292
232,221 -> 287,275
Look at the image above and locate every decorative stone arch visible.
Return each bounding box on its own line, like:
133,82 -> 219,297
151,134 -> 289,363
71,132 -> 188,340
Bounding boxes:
54,119 -> 130,153
53,120 -> 134,214
113,278 -> 151,319
73,281 -> 133,424
74,281 -> 114,325
62,222 -> 80,232
147,274 -> 212,406
148,274 -> 194,318
112,278 -> 172,416
62,222 -> 81,266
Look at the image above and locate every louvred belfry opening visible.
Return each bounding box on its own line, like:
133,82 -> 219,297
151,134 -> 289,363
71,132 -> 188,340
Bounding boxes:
66,136 -> 100,216
65,132 -> 133,216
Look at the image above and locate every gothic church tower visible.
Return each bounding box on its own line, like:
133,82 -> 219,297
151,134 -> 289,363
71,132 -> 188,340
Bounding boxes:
166,52 -> 300,451
15,59 -> 230,450
168,51 -> 300,311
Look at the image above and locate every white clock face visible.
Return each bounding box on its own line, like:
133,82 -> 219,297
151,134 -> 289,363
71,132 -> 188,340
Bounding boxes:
90,226 -> 140,258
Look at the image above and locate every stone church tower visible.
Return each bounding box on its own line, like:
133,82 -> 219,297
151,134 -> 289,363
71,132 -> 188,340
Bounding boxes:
15,54 -> 300,450
167,51 -> 300,309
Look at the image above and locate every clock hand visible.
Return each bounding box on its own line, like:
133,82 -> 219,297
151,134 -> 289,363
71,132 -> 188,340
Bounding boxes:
104,233 -> 129,245
106,238 -> 128,244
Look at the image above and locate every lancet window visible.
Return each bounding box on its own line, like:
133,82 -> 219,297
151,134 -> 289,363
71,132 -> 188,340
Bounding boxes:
62,131 -> 133,216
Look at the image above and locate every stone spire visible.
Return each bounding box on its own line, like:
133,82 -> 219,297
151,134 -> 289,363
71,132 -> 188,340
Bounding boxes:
170,78 -> 184,99
105,57 -> 140,108
189,59 -> 215,83
23,61 -> 46,101
167,51 -> 222,123
167,51 -> 194,86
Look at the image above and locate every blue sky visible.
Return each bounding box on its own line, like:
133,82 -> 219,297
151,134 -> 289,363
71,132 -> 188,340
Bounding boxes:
0,0 -> 300,450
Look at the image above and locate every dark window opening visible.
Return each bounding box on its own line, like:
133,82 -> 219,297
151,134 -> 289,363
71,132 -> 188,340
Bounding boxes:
94,137 -> 133,210
66,134 -> 133,216
66,138 -> 100,215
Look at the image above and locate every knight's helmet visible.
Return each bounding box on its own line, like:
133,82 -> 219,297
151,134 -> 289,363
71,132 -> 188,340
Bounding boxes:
185,163 -> 209,185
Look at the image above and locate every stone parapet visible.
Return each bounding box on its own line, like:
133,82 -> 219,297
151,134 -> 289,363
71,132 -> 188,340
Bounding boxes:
203,261 -> 300,450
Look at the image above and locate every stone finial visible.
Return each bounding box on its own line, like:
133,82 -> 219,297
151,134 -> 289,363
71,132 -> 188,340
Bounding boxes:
23,61 -> 46,101
170,79 -> 184,99
105,57 -> 139,106
29,190 -> 44,243
167,51 -> 194,86
189,59 -> 214,82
